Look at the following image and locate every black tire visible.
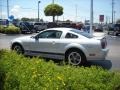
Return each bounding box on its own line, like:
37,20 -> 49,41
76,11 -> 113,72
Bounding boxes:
12,44 -> 24,54
116,33 -> 119,36
66,49 -> 86,66
21,31 -> 25,34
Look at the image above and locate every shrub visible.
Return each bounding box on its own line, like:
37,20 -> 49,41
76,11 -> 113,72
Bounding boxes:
0,25 -> 20,34
4,25 -> 20,34
0,50 -> 120,90
0,25 -> 5,33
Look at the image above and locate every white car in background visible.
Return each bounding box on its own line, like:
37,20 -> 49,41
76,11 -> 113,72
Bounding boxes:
11,28 -> 109,65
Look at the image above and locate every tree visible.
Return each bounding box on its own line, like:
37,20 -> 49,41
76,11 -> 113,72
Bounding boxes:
21,17 -> 30,21
44,4 -> 63,22
116,19 -> 120,24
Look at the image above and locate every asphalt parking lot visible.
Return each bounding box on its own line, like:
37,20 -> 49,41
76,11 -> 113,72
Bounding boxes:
0,33 -> 120,70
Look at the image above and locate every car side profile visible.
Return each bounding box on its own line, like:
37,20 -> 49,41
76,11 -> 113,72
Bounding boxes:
11,28 -> 109,65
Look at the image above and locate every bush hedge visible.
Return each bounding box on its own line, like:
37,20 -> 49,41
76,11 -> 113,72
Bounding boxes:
0,25 -> 5,33
0,50 -> 120,90
0,25 -> 20,34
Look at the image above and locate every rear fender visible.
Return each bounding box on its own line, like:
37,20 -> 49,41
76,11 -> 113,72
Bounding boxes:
65,43 -> 89,58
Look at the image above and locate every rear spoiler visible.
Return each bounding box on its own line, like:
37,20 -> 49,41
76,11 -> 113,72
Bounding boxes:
92,32 -> 107,40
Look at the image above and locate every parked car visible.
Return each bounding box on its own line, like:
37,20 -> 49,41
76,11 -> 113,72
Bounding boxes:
108,24 -> 120,36
11,28 -> 109,65
94,25 -> 103,32
47,22 -> 58,28
82,25 -> 96,33
19,22 -> 34,34
34,22 -> 47,32
60,22 -> 71,28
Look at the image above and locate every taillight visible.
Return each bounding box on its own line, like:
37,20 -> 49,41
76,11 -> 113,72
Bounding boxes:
101,38 -> 107,49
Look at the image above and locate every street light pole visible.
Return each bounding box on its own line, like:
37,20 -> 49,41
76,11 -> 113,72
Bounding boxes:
90,0 -> 93,37
38,1 -> 41,22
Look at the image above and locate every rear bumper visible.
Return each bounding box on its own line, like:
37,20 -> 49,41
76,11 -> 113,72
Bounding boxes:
87,48 -> 109,60
101,48 -> 109,60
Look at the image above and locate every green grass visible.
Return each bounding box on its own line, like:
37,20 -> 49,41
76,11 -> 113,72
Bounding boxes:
0,50 -> 120,90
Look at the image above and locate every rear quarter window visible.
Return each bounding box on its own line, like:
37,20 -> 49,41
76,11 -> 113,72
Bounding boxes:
65,33 -> 78,38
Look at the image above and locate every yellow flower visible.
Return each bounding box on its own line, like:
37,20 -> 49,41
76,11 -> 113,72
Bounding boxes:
48,78 -> 51,82
32,74 -> 37,78
57,76 -> 62,80
36,60 -> 40,64
56,87 -> 59,90
62,81 -> 65,86
33,71 -> 37,74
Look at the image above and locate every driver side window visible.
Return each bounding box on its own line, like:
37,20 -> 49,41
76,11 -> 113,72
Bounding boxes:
37,30 -> 62,39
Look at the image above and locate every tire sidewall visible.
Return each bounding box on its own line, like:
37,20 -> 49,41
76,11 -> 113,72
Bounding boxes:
13,44 -> 24,54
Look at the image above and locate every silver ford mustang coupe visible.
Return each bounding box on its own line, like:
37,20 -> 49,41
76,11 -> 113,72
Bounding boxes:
11,28 -> 109,65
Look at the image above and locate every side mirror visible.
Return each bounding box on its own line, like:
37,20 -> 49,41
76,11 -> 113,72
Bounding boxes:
31,36 -> 39,40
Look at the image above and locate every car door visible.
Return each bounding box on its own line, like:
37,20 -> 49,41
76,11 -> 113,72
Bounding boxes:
30,30 -> 62,54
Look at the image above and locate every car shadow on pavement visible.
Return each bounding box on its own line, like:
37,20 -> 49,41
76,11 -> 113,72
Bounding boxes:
85,60 -> 112,70
44,58 -> 112,70
49,59 -> 112,70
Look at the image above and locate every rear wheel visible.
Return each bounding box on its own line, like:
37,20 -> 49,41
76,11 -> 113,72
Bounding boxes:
116,33 -> 119,36
66,49 -> 86,66
12,44 -> 24,54
21,31 -> 25,34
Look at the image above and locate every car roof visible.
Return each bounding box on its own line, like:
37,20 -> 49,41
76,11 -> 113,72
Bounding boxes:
46,27 -> 75,32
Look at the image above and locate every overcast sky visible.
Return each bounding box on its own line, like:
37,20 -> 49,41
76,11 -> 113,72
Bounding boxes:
0,0 -> 120,23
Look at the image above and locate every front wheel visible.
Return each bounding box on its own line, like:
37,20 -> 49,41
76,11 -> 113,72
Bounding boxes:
12,44 -> 24,54
66,50 -> 86,66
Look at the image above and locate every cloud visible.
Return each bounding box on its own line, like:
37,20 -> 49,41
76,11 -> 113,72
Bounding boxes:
10,5 -> 21,18
0,12 -> 7,19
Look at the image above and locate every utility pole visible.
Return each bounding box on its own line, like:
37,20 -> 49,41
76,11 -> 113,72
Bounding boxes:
7,0 -> 9,19
112,0 -> 114,24
106,16 -> 108,25
38,1 -> 41,22
114,11 -> 116,24
52,0 -> 54,4
90,0 -> 93,37
52,0 -> 55,22
0,0 -> 2,19
63,16 -> 64,21
75,4 -> 77,22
